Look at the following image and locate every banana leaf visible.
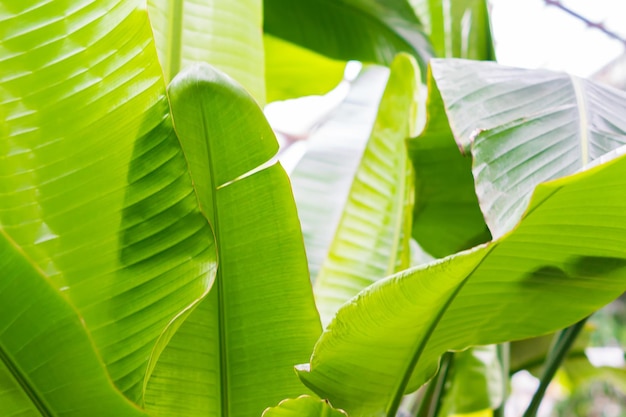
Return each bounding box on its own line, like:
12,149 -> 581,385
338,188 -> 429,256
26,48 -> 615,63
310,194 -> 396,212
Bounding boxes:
1,0 -> 216,403
143,64 -> 322,417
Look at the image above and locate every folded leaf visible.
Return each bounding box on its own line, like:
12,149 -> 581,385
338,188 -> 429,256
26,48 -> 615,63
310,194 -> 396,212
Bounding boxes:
297,150 -> 626,416
0,234 -> 148,416
143,64 -> 322,417
264,0 -> 433,77
430,59 -> 626,238
0,0 -> 216,403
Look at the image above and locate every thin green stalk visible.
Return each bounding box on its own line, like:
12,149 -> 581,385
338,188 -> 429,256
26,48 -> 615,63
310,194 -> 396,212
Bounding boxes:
414,352 -> 454,417
493,343 -> 510,417
522,318 -> 588,417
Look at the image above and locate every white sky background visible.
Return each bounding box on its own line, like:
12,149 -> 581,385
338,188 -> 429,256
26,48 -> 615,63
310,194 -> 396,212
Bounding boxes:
491,0 -> 626,77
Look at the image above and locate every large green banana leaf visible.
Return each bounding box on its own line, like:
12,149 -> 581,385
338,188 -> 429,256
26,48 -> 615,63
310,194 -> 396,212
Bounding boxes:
265,35 -> 346,103
262,396 -> 348,417
407,68 -> 490,258
1,0 -> 216,404
143,64 -> 322,417
264,0 -> 434,77
0,235 -> 148,416
312,54 -> 418,326
430,59 -> 626,238
297,149 -> 626,416
147,0 -> 265,104
289,67 -> 390,281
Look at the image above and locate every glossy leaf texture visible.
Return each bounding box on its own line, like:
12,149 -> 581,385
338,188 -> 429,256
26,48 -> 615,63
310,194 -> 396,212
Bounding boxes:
430,59 -> 626,238
415,0 -> 495,60
262,396 -> 348,417
147,0 -> 265,103
264,0 -> 434,77
0,0 -> 216,403
407,67 -> 490,259
143,64 -> 322,417
265,35 -> 346,103
289,67 -> 390,282
312,54 -> 419,326
0,234 -> 148,417
297,151 -> 626,416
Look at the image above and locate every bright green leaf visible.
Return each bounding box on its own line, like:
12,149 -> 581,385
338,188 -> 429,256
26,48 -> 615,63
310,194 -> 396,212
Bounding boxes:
147,0 -> 265,104
143,64 -> 322,417
264,0 -> 433,77
290,67 -> 390,281
262,396 -> 348,417
265,35 -> 346,103
0,0 -> 216,403
297,151 -> 626,416
0,233 -> 148,416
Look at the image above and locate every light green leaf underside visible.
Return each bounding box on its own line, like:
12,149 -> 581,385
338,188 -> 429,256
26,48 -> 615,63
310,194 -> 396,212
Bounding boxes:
298,151 -> 626,416
408,67 -> 490,259
430,59 -> 626,238
262,396 -> 348,417
0,233 -> 148,417
1,0 -> 216,403
264,0 -> 433,77
313,54 -> 419,326
265,35 -> 346,103
144,64 -> 322,417
290,67 -> 390,282
147,0 -> 265,104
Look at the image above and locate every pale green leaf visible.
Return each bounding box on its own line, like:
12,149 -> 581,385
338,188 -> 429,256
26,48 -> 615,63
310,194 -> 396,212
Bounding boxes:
430,59 -> 626,238
313,54 -> 419,326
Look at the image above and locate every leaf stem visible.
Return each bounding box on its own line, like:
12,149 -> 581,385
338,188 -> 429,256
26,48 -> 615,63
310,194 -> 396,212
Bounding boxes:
414,352 -> 454,417
522,318 -> 588,417
493,343 -> 510,417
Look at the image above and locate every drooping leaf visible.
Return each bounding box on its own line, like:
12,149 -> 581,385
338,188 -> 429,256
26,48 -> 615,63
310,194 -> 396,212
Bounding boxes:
297,150 -> 626,416
414,0 -> 495,60
143,64 -> 322,417
312,54 -> 419,326
0,0 -> 216,403
430,59 -> 626,238
264,0 -> 434,77
0,234 -> 148,416
147,0 -> 265,103
265,35 -> 346,103
408,68 -> 490,258
262,396 -> 348,417
289,67 -> 390,281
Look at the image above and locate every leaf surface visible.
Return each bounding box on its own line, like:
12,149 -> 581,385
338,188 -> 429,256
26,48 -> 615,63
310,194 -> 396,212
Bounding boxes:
143,64 -> 322,417
312,54 -> 419,326
0,0 -> 216,403
262,396 -> 348,417
430,59 -> 626,238
297,151 -> 626,416
147,0 -> 265,103
264,0 -> 433,76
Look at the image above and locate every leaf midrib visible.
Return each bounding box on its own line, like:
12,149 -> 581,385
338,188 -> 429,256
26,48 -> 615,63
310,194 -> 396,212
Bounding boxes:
570,75 -> 589,166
